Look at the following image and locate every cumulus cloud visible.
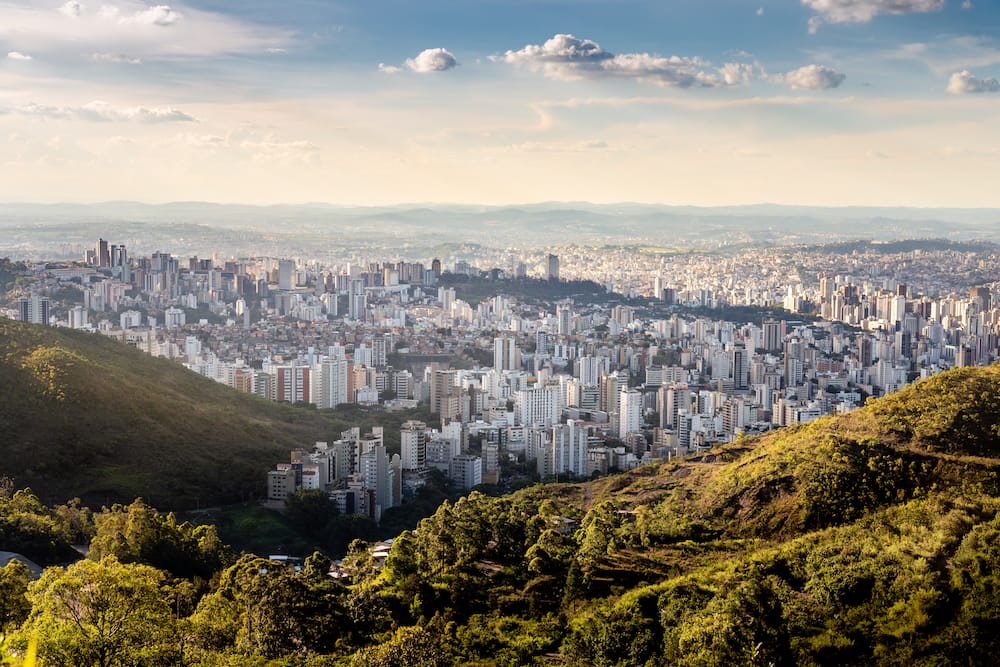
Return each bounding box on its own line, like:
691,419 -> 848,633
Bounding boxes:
405,48 -> 458,73
59,1 -> 83,17
778,64 -> 846,90
495,34 -> 741,88
119,5 -> 181,26
721,62 -> 758,86
7,51 -> 32,61
378,63 -> 403,74
10,100 -> 196,123
946,70 -> 1000,94
803,0 -> 944,31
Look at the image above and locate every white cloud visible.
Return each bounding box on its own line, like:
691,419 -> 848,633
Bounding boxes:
9,100 -> 196,123
757,7 -> 765,16
378,63 -> 403,74
803,0 -> 944,31
91,52 -> 142,64
405,48 -> 458,73
0,2 -> 288,60
721,62 -> 758,86
119,5 -> 180,26
7,51 -> 33,61
962,0 -> 973,7
59,1 -> 83,17
946,70 -> 1000,94
496,34 -> 730,88
778,64 -> 846,90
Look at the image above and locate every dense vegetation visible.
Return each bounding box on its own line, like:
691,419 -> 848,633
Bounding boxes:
4,361 -> 1000,664
0,321 -> 428,509
438,274 -> 610,306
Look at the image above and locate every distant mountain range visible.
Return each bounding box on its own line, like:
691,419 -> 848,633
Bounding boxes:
1,201 -> 998,259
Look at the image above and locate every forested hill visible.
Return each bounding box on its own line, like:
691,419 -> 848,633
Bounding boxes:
351,364 -> 1000,665
0,320 -> 338,508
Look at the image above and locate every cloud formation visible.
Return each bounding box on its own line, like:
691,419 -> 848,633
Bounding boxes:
59,1 -> 83,18
946,70 -> 1000,94
0,1 -> 288,59
405,48 -> 458,73
496,34 -> 737,88
779,64 -> 847,90
91,53 -> 143,64
7,51 -> 33,61
804,0 -> 944,32
118,5 -> 182,26
11,101 -> 196,123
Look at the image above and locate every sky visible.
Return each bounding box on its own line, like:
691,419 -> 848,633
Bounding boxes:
1,0 -> 999,207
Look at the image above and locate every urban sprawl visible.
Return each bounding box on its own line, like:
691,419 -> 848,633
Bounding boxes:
6,237 -> 999,523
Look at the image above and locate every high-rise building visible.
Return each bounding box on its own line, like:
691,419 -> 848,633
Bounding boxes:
96,238 -> 110,268
68,305 -> 88,329
763,320 -> 781,353
516,385 -> 564,428
449,454 -> 482,490
400,420 -> 429,471
556,301 -> 573,335
316,357 -> 349,408
546,253 -> 559,281
430,370 -> 462,421
619,388 -> 643,436
730,343 -> 749,390
276,364 -> 310,403
599,373 -> 619,413
658,382 -> 692,429
544,420 -> 588,478
349,279 -> 367,321
17,295 -> 50,325
278,260 -> 295,291
493,336 -> 520,371
360,442 -> 390,522
970,286 -> 992,310
372,335 -> 389,369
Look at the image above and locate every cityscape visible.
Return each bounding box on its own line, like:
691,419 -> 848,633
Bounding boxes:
4,232 -> 998,524
3,0 -> 1000,665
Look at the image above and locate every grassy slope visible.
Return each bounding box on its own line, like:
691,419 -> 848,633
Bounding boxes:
0,320 -> 340,508
493,366 -> 1000,664
517,364 -> 1000,586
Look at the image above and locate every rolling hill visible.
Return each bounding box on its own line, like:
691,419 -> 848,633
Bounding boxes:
0,320 -> 340,509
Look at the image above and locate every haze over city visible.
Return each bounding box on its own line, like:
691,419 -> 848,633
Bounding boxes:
2,0 -> 999,206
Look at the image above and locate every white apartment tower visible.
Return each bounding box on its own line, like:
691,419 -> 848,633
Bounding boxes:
619,387 -> 643,436
493,336 -> 521,371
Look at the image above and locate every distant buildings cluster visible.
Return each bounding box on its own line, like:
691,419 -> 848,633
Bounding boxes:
6,236 -> 1000,490
266,420 -> 487,523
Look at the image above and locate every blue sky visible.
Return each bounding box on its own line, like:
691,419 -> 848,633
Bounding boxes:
1,0 -> 998,206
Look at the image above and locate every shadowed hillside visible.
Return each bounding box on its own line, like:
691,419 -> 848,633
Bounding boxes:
0,320 -> 338,508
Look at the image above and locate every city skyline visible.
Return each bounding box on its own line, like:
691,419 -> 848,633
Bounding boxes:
1,0 -> 999,207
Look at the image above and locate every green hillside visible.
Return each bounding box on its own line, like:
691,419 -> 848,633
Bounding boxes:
5,327 -> 1000,665
341,364 -> 1000,666
0,320 -> 340,508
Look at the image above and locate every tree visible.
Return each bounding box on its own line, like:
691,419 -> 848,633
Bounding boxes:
0,559 -> 31,645
194,554 -> 348,658
19,556 -> 179,667
350,625 -> 453,667
89,498 -> 231,580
